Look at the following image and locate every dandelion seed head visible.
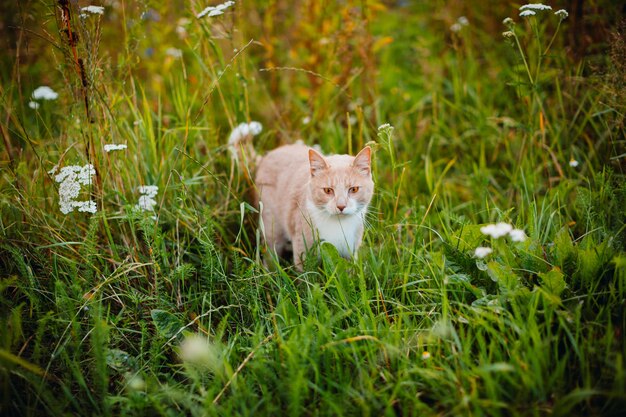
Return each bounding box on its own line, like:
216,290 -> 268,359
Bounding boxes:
555,9 -> 568,20
474,247 -> 493,259
509,229 -> 527,242
480,222 -> 513,239
520,3 -> 552,11
32,86 -> 58,100
104,144 -> 128,152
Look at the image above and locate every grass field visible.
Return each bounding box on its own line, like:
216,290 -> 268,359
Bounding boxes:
1,1 -> 625,416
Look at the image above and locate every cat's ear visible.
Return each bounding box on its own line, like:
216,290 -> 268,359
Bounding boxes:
309,149 -> 328,177
352,146 -> 371,176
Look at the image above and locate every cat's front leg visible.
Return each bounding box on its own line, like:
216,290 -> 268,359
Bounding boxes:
291,221 -> 316,271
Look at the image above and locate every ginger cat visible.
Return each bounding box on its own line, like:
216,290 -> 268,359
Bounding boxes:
231,134 -> 374,270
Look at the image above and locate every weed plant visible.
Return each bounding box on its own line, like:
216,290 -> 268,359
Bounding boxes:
0,1 -> 625,416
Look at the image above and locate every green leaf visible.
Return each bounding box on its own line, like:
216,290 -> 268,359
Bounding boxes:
487,261 -> 521,294
106,349 -> 135,372
151,309 -> 184,340
451,224 -> 484,252
538,267 -> 566,297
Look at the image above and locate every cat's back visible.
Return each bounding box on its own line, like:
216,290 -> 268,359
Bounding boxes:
255,143 -> 310,186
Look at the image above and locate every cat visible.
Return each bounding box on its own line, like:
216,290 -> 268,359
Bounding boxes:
230,135 -> 374,270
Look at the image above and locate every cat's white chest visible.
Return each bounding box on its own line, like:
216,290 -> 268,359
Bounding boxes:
310,212 -> 363,258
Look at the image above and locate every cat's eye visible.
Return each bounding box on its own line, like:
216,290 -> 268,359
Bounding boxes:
323,187 -> 334,195
349,186 -> 360,193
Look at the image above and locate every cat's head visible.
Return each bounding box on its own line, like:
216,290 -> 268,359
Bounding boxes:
308,147 -> 374,216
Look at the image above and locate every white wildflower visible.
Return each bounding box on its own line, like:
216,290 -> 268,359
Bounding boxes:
302,116 -> 311,125
480,222 -> 513,239
450,16 -> 469,32
502,31 -> 515,38
509,229 -> 527,242
126,374 -> 146,392
378,123 -> 393,131
569,159 -> 579,168
227,121 -> 263,146
75,200 -> 97,213
48,165 -> 59,175
520,3 -> 552,11
138,185 -> 159,197
53,164 -> 97,215
81,5 -> 105,15
197,1 -> 235,19
421,351 -> 431,360
32,86 -> 58,100
519,10 -> 537,17
165,48 -> 183,58
179,334 -> 220,369
104,143 -> 127,152
474,247 -> 493,259
136,185 -> 158,212
28,101 -> 40,109
555,9 -> 568,20
502,17 -> 515,27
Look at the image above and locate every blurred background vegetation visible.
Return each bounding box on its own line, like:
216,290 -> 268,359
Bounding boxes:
0,1 -> 625,416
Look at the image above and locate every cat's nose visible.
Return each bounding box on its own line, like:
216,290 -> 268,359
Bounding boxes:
337,204 -> 346,212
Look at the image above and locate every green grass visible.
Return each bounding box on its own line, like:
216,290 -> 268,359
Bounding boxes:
1,1 -> 625,416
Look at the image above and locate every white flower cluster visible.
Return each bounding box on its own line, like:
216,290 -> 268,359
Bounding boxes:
554,9 -> 568,20
450,16 -> 469,32
378,123 -> 393,131
520,3 -> 552,11
51,164 -> 97,214
473,222 -> 526,259
136,185 -> 158,212
519,3 -> 553,17
32,86 -> 58,100
165,48 -> 183,58
104,143 -> 127,152
480,222 -> 526,241
227,121 -> 263,146
197,1 -> 235,19
474,247 -> 493,259
81,5 -> 105,15
30,86 -> 58,109
179,334 -> 220,369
